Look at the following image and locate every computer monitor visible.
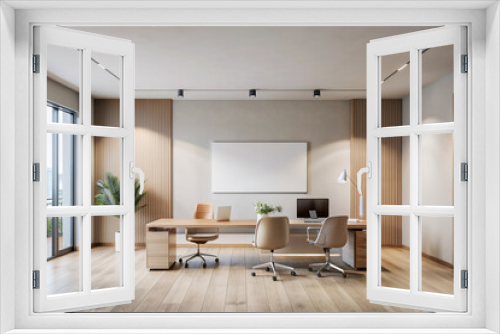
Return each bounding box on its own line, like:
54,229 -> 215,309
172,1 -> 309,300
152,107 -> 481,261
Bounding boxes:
297,198 -> 329,219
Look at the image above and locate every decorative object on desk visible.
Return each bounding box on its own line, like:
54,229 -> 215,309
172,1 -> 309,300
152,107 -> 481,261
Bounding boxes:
337,166 -> 371,219
254,201 -> 282,221
95,171 -> 148,217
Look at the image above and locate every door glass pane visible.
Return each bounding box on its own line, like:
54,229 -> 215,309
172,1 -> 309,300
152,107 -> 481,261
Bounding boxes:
47,216 -> 81,295
47,44 -> 81,124
380,52 -> 410,127
92,137 -> 121,205
380,215 -> 410,290
91,51 -> 122,127
381,137 -> 409,205
58,217 -> 74,251
421,45 -> 454,124
91,216 -> 122,290
46,132 -> 81,207
421,216 -> 454,295
420,133 -> 454,206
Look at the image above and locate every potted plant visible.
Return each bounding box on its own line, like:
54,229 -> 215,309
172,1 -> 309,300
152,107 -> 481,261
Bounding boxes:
95,172 -> 147,251
253,201 -> 283,221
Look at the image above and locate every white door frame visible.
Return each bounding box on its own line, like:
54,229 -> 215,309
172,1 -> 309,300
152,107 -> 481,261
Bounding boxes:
32,25 -> 136,312
366,26 -> 467,312
5,3 -> 496,333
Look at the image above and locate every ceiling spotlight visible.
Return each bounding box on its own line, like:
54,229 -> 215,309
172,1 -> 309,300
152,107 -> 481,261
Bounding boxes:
177,89 -> 184,99
314,89 -> 321,98
249,89 -> 257,98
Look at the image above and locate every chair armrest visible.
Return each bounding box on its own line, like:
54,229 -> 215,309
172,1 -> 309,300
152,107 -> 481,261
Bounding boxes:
306,227 -> 321,244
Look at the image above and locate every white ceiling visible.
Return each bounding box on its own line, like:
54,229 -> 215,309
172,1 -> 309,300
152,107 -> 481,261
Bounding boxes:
48,26 -> 454,100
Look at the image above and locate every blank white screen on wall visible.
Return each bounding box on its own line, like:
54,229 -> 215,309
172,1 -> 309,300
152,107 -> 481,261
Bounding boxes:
211,142 -> 308,193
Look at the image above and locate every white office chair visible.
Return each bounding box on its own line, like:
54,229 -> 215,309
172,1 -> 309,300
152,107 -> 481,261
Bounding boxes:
306,215 -> 349,277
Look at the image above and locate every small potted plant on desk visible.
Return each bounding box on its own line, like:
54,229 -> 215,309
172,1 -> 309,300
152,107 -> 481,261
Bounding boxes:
254,201 -> 283,221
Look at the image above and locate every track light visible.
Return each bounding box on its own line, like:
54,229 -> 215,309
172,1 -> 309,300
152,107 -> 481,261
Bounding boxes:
314,89 -> 321,98
249,89 -> 257,98
177,89 -> 184,99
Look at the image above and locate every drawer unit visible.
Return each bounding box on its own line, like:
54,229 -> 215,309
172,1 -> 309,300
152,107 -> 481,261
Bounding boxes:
146,226 -> 176,269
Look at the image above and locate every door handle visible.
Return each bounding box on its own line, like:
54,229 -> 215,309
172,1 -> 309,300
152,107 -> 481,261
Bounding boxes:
129,162 -> 145,194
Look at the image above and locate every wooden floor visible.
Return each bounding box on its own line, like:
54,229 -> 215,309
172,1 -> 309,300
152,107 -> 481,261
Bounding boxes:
46,245 -> 453,313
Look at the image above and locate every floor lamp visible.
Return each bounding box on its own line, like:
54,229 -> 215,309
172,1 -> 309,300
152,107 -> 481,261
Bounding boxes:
337,167 -> 370,220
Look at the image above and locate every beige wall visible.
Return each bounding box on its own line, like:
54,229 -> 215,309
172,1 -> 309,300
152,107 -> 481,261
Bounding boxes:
47,78 -> 79,112
172,100 -> 351,242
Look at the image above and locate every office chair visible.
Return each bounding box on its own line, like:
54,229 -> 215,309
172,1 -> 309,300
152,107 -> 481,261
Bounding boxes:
307,215 -> 349,277
251,216 -> 297,281
178,203 -> 220,268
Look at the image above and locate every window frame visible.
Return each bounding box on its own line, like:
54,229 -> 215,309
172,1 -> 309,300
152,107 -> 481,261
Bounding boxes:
6,3 -> 496,333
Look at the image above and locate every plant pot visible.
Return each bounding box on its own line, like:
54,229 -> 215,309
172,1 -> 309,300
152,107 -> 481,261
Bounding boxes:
256,213 -> 271,221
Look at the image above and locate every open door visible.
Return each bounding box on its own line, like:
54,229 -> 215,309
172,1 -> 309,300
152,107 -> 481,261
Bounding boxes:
33,26 -> 139,312
366,26 -> 467,312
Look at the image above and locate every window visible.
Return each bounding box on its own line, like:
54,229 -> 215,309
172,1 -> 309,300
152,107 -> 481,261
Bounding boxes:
46,103 -> 77,259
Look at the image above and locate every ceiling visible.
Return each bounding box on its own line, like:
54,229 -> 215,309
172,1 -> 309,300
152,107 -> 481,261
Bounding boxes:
48,26 -> 454,100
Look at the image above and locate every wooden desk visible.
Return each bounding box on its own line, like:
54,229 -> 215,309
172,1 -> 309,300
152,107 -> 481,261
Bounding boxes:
146,218 -> 367,269
148,218 -> 366,230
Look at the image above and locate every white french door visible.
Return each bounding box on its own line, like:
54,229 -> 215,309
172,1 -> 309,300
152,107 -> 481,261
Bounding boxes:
366,26 -> 467,312
33,26 -> 137,312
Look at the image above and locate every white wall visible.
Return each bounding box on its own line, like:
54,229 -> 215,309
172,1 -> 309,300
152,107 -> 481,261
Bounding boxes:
0,2 -> 15,333
173,100 -> 350,242
402,73 -> 454,264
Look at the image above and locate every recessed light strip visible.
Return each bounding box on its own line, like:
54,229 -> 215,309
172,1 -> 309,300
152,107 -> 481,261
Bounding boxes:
91,57 -> 120,81
381,48 -> 429,84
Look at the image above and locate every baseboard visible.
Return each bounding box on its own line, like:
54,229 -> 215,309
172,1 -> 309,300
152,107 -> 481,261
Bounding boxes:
400,245 -> 453,269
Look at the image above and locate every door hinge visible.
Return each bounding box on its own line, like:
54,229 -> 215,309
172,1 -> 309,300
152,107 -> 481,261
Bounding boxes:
461,54 -> 468,73
461,270 -> 468,289
461,162 -> 468,182
33,54 -> 40,73
33,163 -> 40,182
32,270 -> 40,289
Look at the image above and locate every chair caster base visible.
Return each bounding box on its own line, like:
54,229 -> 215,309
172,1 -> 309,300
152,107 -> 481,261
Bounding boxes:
343,273 -> 347,278
179,258 -> 183,264
185,263 -> 189,268
266,267 -> 270,272
272,276 -> 277,281
251,272 -> 256,276
308,267 -> 313,272
316,272 -> 321,277
215,258 -> 219,263
291,271 -> 297,276
202,263 -> 207,268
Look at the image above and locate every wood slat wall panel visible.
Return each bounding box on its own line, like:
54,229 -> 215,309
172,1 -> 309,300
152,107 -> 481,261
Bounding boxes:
380,100 -> 403,246
350,99 -> 403,246
92,99 -> 173,245
350,100 -> 367,221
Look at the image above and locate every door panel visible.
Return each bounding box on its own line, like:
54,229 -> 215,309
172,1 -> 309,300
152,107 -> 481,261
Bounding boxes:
366,26 -> 467,312
34,26 -> 135,312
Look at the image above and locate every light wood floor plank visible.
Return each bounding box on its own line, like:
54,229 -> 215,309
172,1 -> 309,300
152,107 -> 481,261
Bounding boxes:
244,247 -> 270,312
178,246 -> 221,312
202,247 -> 233,312
134,247 -> 190,312
54,245 -> 450,313
224,247 -> 247,312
